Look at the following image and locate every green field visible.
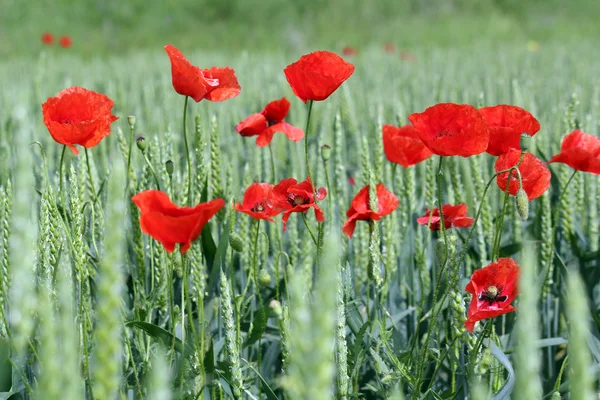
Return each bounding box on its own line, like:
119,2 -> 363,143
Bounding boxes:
1,2 -> 600,400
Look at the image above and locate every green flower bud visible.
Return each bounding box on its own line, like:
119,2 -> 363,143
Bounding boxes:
516,189 -> 529,221
520,133 -> 532,152
135,136 -> 147,152
165,160 -> 174,176
127,115 -> 136,128
258,269 -> 271,287
269,299 -> 282,317
229,232 -> 244,252
321,144 -> 331,162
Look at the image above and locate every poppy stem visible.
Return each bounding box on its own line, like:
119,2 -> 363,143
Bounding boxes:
492,171 -> 513,261
301,212 -> 318,245
58,145 -> 69,222
125,119 -> 135,190
84,148 -> 99,204
268,143 -> 276,183
304,100 -> 314,187
142,152 -> 161,191
182,96 -> 192,205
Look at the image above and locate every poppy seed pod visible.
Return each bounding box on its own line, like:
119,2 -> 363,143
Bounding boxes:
165,160 -> 174,176
520,133 -> 532,152
136,136 -> 147,152
321,144 -> 331,162
229,232 -> 244,252
516,189 -> 529,221
127,115 -> 136,129
258,269 -> 271,287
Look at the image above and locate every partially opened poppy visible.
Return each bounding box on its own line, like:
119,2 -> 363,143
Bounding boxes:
548,130 -> 600,175
273,177 -> 326,230
42,86 -> 119,155
464,258 -> 520,333
41,32 -> 54,45
164,44 -> 240,103
479,105 -> 540,156
284,51 -> 355,103
342,46 -> 358,56
382,124 -> 433,167
236,183 -> 281,222
132,190 -> 225,254
235,97 -> 304,147
495,148 -> 551,200
408,103 -> 489,157
416,203 -> 474,231
343,184 -> 399,238
59,35 -> 72,48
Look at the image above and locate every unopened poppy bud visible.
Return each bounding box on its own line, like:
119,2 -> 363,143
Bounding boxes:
516,189 -> 529,221
520,133 -> 531,152
165,160 -> 174,176
127,115 -> 136,129
269,299 -> 282,317
229,232 -> 244,252
136,136 -> 147,152
321,144 -> 331,162
258,269 -> 271,287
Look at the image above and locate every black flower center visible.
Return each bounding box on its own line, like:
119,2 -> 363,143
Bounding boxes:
251,202 -> 267,213
478,285 -> 508,305
288,193 -> 309,207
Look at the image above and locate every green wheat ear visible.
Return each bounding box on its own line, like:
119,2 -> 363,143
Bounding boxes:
219,267 -> 243,398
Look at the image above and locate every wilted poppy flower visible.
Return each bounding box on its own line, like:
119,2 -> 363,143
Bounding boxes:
416,203 -> 474,231
59,35 -> 72,48
132,190 -> 225,254
273,177 -> 326,230
235,97 -> 304,147
284,51 -> 355,103
42,86 -> 118,155
342,46 -> 358,56
343,184 -> 399,238
41,32 -> 54,45
164,44 -> 241,103
236,183 -> 281,222
495,148 -> 551,200
382,124 -> 432,167
408,103 -> 489,157
548,130 -> 600,175
464,258 -> 519,333
479,105 -> 540,156
384,42 -> 395,53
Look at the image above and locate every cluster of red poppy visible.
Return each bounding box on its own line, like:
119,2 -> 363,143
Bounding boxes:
39,43 -> 600,334
41,33 -> 72,48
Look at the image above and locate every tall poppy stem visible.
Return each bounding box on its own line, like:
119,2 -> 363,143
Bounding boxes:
491,173 -> 513,261
58,145 -> 69,222
182,96 -> 192,205
125,119 -> 135,190
304,100 -> 314,186
268,143 -> 276,183
84,148 -> 99,204
141,152 -> 161,191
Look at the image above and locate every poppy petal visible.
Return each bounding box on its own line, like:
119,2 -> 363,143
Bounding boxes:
202,67 -> 241,102
262,97 -> 291,123
236,113 -> 268,137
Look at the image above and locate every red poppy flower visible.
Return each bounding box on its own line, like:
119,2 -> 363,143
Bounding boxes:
384,42 -> 395,53
548,130 -> 600,175
479,105 -> 540,156
132,190 -> 225,254
41,32 -> 54,45
164,44 -> 241,103
342,46 -> 358,56
273,177 -> 326,230
284,51 -> 355,103
382,124 -> 433,167
495,148 -> 551,200
343,184 -> 399,238
42,87 -> 118,155
236,183 -> 281,222
235,97 -> 304,147
416,203 -> 474,231
408,103 -> 489,157
59,35 -> 72,48
464,258 -> 519,333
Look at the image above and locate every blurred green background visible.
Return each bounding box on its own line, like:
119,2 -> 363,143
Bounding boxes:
1,0 -> 599,57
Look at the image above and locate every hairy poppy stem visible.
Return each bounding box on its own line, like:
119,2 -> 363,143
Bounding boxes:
125,119 -> 135,190
141,152 -> 161,191
304,100 -> 314,188
58,145 -> 69,221
84,148 -> 99,204
182,96 -> 192,205
301,213 -> 318,245
492,173 -> 513,261
268,143 -> 276,183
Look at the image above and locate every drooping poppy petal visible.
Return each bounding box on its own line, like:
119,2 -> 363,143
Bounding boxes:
236,98 -> 303,147
201,66 -> 241,102
382,124 -> 433,167
408,103 -> 489,157
235,114 -> 268,137
416,203 -> 474,231
273,177 -> 327,231
262,97 -> 291,122
495,149 -> 551,200
41,32 -> 54,45
236,183 -> 281,222
132,190 -> 225,254
284,51 -> 355,103
343,184 -> 399,238
479,105 -> 540,156
59,35 -> 72,48
548,130 -> 600,175
42,86 -> 119,155
256,123 -> 304,147
464,258 -> 520,333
